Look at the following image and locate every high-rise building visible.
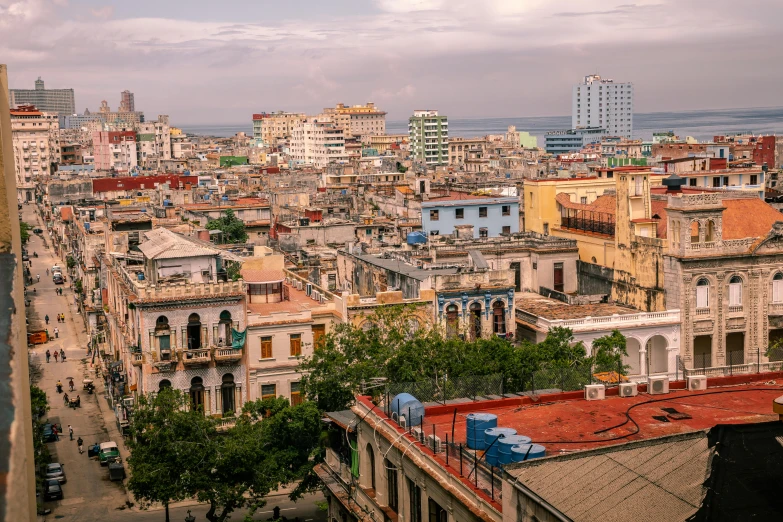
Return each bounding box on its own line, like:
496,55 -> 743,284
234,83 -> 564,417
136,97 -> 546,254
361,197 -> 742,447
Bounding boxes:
9,77 -> 75,115
322,102 -> 386,137
120,90 -> 135,112
9,106 -> 60,198
572,74 -> 633,138
408,110 -> 448,165
92,129 -> 137,172
251,112 -> 307,146
136,115 -> 172,168
290,117 -> 348,167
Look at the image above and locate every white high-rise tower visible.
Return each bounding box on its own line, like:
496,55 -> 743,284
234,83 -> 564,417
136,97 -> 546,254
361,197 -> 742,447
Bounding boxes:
572,74 -> 633,139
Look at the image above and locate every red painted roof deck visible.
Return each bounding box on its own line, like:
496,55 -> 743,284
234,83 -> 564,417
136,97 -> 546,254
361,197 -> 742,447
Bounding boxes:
386,374 -> 783,456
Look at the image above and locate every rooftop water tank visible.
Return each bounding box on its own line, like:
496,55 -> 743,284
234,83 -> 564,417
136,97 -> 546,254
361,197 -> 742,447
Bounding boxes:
484,428 -> 518,466
136,272 -> 145,281
510,443 -> 546,463
497,435 -> 533,466
466,413 -> 498,450
390,393 -> 423,427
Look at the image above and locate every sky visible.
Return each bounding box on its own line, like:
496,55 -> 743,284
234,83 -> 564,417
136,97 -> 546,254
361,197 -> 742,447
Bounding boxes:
1,0 -> 781,125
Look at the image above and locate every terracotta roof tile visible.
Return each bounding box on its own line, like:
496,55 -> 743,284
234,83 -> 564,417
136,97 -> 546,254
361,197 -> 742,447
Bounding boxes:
721,199 -> 783,240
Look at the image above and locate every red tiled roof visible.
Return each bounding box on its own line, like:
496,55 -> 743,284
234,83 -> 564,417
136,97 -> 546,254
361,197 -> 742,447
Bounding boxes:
92,175 -> 198,194
60,206 -> 73,222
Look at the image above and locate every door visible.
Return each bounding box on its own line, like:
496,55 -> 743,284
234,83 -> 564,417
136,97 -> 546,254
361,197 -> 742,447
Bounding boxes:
553,263 -> 564,292
510,262 -> 521,291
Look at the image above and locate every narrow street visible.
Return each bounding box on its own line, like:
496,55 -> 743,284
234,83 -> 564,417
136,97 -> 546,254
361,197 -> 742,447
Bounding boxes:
24,203 -> 131,520
24,202 -> 328,522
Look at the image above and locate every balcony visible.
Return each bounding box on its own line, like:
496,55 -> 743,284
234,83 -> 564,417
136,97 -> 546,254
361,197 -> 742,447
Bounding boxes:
131,353 -> 143,366
214,347 -> 242,364
182,348 -> 211,367
695,308 -> 711,316
728,305 -> 743,315
153,360 -> 176,372
216,417 -> 237,432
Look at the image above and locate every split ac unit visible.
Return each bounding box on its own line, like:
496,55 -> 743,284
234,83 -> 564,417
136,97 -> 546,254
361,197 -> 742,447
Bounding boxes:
398,415 -> 407,429
618,382 -> 638,397
648,376 -> 670,395
687,375 -> 707,391
305,283 -> 312,296
426,434 -> 442,453
411,427 -> 424,443
584,384 -> 606,401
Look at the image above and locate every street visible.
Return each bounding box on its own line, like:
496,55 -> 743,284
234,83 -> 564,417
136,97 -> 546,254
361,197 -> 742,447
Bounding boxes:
24,202 -> 327,522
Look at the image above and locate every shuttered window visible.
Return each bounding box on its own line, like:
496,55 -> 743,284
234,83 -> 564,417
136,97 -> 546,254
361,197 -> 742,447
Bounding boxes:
729,283 -> 742,306
289,334 -> 302,357
773,275 -> 783,303
696,281 -> 709,309
260,336 -> 272,359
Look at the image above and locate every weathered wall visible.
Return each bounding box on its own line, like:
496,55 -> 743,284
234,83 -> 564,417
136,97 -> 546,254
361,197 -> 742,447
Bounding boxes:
47,179 -> 93,203
578,260 -> 614,296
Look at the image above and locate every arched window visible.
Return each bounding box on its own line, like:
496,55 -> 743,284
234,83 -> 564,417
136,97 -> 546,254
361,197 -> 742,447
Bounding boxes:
366,444 -> 376,490
690,221 -> 701,244
773,273 -> 783,303
219,310 -> 232,347
187,313 -> 202,350
729,276 -> 742,307
492,301 -> 506,335
469,302 -> 482,341
156,316 -> 172,356
158,379 -> 171,391
705,220 -> 716,243
190,377 -> 205,412
155,316 -> 169,330
385,458 -> 399,512
221,373 -> 236,416
696,278 -> 709,309
445,304 -> 459,338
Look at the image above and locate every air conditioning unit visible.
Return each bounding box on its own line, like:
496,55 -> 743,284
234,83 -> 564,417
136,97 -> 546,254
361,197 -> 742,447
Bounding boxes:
411,427 -> 424,443
398,415 -> 407,429
618,382 -> 638,397
426,434 -> 442,453
296,281 -> 303,290
687,375 -> 707,391
311,290 -> 320,301
648,376 -> 670,395
584,384 -> 605,401
319,294 -> 326,304
305,283 -> 312,296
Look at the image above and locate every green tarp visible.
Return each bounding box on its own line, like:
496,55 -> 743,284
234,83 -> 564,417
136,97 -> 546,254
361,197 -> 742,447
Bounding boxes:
231,327 -> 246,350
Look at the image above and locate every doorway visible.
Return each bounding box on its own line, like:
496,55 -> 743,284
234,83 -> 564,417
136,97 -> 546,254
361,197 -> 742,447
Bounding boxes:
553,263 -> 564,292
726,332 -> 745,366
693,336 -> 712,369
469,302 -> 482,340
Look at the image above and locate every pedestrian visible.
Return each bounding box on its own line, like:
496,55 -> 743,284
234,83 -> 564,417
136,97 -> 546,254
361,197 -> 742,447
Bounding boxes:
77,437 -> 84,454
53,351 -> 58,362
68,425 -> 73,440
46,268 -> 49,276
63,393 -> 68,405
60,349 -> 65,362
36,274 -> 40,282
45,349 -> 50,363
75,395 -> 80,408
52,425 -> 58,441
54,327 -> 59,339
44,314 -> 49,325
68,378 -> 74,391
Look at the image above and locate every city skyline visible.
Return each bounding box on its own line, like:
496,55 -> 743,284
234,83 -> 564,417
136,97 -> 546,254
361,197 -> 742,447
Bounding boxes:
1,0 -> 781,124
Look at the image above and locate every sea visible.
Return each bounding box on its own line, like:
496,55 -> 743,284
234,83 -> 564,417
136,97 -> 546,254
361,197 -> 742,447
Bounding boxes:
180,106 -> 783,143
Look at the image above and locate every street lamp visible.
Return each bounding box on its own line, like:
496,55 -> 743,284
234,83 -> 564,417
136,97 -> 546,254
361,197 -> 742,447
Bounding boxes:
184,510 -> 195,522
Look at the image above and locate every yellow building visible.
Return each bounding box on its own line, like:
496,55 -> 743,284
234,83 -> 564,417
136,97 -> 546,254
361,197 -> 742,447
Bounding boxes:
322,102 -> 386,136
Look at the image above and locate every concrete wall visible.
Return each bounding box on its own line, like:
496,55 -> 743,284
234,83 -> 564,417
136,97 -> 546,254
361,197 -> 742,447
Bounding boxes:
47,178 -> 93,203
578,260 -> 615,296
422,200 -> 519,238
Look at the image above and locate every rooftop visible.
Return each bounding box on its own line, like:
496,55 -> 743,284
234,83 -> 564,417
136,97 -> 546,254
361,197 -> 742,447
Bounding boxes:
138,228 -> 221,260
515,293 -> 636,321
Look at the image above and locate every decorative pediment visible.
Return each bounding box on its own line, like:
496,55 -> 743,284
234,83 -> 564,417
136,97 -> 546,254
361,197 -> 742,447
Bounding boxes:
750,222 -> 783,255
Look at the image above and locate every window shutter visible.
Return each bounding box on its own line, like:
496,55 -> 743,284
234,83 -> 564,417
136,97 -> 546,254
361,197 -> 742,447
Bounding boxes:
774,280 -> 783,303
696,285 -> 708,308
729,283 -> 741,306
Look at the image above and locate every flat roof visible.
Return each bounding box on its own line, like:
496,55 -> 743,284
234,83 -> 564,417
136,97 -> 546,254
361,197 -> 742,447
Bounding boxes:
350,253 -> 458,281
515,293 -> 638,320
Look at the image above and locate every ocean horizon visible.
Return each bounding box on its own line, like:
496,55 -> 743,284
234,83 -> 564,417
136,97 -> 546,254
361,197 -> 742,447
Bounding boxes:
179,106 -> 783,144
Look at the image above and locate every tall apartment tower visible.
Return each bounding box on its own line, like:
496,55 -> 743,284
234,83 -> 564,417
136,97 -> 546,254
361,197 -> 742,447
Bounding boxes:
409,110 -> 448,165
9,77 -> 75,115
572,74 -> 633,139
120,90 -> 135,112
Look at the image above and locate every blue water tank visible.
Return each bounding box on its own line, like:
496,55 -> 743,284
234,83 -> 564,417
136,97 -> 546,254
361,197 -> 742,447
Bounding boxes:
390,393 -> 424,427
510,443 -> 546,463
498,435 -> 533,465
466,413 -> 497,450
484,428 -> 518,466
136,272 -> 145,281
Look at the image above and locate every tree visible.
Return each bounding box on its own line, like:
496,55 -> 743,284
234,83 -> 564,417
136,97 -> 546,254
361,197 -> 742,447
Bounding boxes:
20,221 -> 31,244
535,326 -> 589,368
74,279 -> 83,295
127,389 -> 323,522
592,330 -> 630,376
205,209 -> 248,244
66,255 -> 76,269
766,336 -> 783,362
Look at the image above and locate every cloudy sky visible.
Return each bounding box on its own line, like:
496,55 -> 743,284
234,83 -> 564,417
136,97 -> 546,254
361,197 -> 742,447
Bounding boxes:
1,0 -> 781,124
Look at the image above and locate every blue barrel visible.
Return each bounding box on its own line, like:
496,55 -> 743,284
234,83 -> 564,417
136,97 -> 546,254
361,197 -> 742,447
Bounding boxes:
484,428 -> 518,466
390,393 -> 424,427
466,413 -> 498,450
510,444 -> 546,463
498,435 -> 533,465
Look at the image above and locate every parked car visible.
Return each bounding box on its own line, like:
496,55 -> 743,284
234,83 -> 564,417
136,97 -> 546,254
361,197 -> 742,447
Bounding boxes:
22,253 -> 29,261
45,463 -> 66,484
43,479 -> 63,501
33,227 -> 43,234
99,442 -> 120,465
41,423 -> 57,443
53,274 -> 64,285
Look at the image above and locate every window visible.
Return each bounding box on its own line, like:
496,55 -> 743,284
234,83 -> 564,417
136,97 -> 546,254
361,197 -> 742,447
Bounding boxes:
408,478 -> 422,522
366,444 -> 376,490
219,310 -> 232,346
261,384 -> 276,400
312,324 -> 326,349
492,301 -> 506,335
260,336 -> 272,359
774,273 -> 783,303
696,279 -> 709,309
729,276 -> 742,307
428,498 -> 447,522
553,262 -> 564,292
689,178 -> 697,186
502,205 -> 511,216
750,174 -> 758,185
291,382 -> 303,406
385,459 -> 399,511
289,334 -> 302,357
580,196 -> 587,204
479,227 -> 488,238
502,226 -> 511,235
221,373 -> 236,415
187,313 -> 202,350
190,377 -> 205,412
690,221 -> 700,243
455,208 -> 464,219
430,210 -> 439,221
158,379 -> 171,391
712,176 -> 721,188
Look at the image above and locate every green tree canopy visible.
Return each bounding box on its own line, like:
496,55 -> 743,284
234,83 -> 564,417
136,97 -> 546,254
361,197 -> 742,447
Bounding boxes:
20,222 -> 31,244
592,329 -> 630,375
127,389 -> 322,522
205,209 -> 248,244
